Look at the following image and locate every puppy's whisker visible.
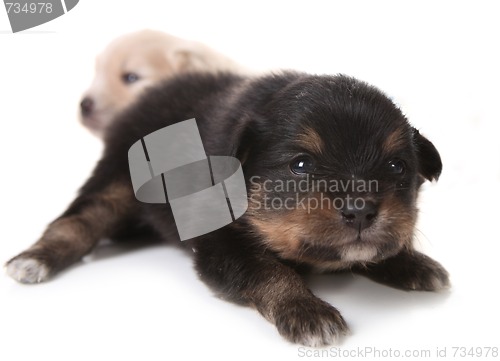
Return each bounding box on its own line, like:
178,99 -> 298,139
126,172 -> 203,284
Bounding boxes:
413,226 -> 431,248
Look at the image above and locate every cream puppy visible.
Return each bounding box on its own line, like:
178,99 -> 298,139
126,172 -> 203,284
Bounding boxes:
80,29 -> 244,137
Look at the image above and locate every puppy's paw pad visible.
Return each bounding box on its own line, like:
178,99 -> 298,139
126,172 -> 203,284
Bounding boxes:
6,258 -> 49,284
275,298 -> 348,347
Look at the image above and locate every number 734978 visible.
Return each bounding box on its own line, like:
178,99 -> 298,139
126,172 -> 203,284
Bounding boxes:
5,2 -> 53,14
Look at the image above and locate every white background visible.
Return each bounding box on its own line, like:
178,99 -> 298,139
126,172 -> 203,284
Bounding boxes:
1,1 -> 499,360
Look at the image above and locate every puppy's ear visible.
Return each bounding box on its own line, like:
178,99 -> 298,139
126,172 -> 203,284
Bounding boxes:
412,128 -> 442,181
172,49 -> 209,72
233,116 -> 259,166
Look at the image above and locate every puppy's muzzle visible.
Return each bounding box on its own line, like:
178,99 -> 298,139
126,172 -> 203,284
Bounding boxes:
341,200 -> 378,231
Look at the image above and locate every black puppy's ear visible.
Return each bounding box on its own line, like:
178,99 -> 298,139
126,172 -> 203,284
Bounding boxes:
234,123 -> 255,165
234,113 -> 270,167
413,128 -> 442,181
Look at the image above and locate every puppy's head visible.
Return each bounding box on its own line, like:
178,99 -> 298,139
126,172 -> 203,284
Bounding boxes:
242,74 -> 441,269
80,30 -> 234,137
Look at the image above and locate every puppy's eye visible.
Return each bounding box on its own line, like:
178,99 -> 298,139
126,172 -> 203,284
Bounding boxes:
290,155 -> 315,175
388,159 -> 406,175
122,72 -> 140,84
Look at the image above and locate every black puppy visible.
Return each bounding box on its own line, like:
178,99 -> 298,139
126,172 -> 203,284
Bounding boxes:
6,72 -> 449,346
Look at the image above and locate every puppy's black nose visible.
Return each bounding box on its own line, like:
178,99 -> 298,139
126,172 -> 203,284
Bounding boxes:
341,200 -> 378,231
80,97 -> 94,117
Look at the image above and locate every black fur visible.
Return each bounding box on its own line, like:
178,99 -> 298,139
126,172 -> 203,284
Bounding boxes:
7,71 -> 449,347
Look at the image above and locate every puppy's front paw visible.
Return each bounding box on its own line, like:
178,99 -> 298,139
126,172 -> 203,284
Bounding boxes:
358,250 -> 450,291
403,254 -> 450,291
274,297 -> 348,347
6,257 -> 50,284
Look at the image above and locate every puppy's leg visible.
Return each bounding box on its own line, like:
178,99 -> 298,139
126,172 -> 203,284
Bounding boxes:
6,179 -> 136,284
353,249 -> 450,291
194,232 -> 348,347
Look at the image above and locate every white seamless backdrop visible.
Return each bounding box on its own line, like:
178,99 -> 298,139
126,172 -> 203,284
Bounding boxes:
1,1 -> 499,361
